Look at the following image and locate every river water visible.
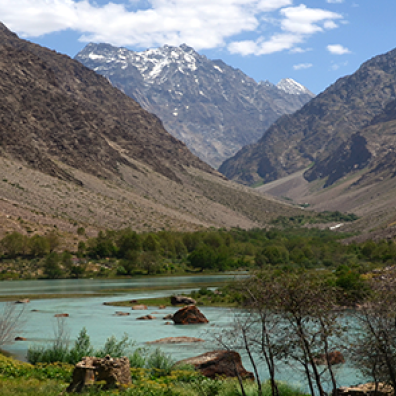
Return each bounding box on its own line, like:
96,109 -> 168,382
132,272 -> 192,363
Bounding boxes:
0,275 -> 365,390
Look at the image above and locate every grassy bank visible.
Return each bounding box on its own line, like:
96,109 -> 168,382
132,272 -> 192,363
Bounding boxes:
0,352 -> 308,396
0,280 -> 229,302
105,286 -> 241,308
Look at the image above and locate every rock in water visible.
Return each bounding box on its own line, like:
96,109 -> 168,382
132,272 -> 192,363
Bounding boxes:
131,305 -> 148,310
172,305 -> 208,325
177,350 -> 254,380
171,295 -> 196,306
115,311 -> 130,316
136,315 -> 155,320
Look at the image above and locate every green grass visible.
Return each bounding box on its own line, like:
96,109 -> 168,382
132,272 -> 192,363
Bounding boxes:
0,351 -> 308,396
107,288 -> 240,308
106,295 -> 238,308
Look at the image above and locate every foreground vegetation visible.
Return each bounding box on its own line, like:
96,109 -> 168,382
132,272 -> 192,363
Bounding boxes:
0,347 -> 307,396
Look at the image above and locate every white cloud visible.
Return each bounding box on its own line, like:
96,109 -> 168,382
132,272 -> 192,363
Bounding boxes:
229,4 -> 343,55
280,5 -> 342,34
293,63 -> 313,70
326,0 -> 344,3
0,0 -> 345,56
323,20 -> 338,29
257,0 -> 292,12
290,47 -> 313,53
327,44 -> 351,54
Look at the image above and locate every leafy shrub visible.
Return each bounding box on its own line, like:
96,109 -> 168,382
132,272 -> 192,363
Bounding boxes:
146,348 -> 175,377
28,329 -> 133,365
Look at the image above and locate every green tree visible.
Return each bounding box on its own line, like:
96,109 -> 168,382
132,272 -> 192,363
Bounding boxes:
61,251 -> 73,269
188,245 -> 216,271
119,250 -> 140,275
43,252 -> 62,279
183,232 -> 202,252
255,245 -> 289,267
29,235 -> 50,257
70,264 -> 85,279
45,231 -> 60,253
77,227 -> 85,236
1,232 -> 28,258
142,234 -> 159,252
77,241 -> 86,258
116,229 -> 141,258
174,236 -> 187,258
140,252 -> 161,275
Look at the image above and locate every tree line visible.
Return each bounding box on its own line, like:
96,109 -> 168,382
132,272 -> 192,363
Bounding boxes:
0,227 -> 395,281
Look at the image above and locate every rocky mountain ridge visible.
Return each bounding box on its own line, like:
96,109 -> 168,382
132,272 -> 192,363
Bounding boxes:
75,43 -> 314,168
219,46 -> 396,185
0,22 -> 305,236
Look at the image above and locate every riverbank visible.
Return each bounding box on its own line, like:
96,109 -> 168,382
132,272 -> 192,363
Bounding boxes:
0,274 -> 238,301
106,287 -> 240,308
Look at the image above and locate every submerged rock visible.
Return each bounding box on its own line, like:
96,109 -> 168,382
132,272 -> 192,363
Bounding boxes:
115,311 -> 130,316
136,314 -> 155,320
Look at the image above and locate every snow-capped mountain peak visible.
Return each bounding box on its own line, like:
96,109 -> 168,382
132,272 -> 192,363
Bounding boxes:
75,43 -> 314,168
81,42 -> 203,84
277,78 -> 313,96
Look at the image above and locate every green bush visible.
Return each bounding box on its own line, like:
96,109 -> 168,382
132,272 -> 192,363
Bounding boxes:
146,348 -> 175,376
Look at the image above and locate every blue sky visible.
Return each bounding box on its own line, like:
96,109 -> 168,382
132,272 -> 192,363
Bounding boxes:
0,0 -> 395,94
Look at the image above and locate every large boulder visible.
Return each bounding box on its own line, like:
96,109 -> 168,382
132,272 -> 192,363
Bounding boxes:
171,295 -> 196,306
172,305 -> 208,325
66,355 -> 130,393
177,350 -> 254,380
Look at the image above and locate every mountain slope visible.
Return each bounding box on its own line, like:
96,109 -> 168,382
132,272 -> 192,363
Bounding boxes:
75,43 -> 314,168
220,47 -> 396,185
255,99 -> 396,239
0,22 -> 305,236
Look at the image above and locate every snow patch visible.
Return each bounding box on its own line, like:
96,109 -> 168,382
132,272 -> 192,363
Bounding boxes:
89,53 -> 105,60
276,78 -> 313,96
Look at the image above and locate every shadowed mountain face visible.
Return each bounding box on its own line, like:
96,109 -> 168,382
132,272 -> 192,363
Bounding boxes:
306,98 -> 396,188
0,22 -> 217,184
75,43 -> 314,168
0,22 -> 305,235
219,47 -> 396,185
